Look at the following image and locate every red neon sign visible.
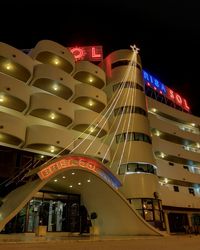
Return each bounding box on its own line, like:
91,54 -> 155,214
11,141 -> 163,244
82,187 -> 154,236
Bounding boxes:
166,87 -> 190,112
69,46 -> 103,62
37,155 -> 121,188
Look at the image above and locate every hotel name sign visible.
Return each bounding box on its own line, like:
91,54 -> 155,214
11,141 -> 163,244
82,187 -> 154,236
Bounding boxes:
38,155 -> 121,189
143,70 -> 190,112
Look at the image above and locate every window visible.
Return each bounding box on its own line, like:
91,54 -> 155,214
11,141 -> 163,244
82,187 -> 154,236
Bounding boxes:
173,186 -> 179,192
183,165 -> 189,171
113,81 -> 144,92
118,164 -> 127,175
111,60 -> 141,70
118,162 -> 155,175
116,132 -> 152,144
114,106 -> 147,117
189,188 -> 195,196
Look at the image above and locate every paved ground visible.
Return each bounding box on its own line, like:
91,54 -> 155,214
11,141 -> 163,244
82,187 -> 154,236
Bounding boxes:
0,234 -> 200,250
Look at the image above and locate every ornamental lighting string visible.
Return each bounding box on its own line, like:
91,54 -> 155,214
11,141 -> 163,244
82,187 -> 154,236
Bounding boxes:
117,52 -> 138,174
108,46 -> 139,171
84,53 -> 136,155
101,52 -> 137,163
107,68 -> 135,170
72,57 -> 133,155
121,46 -> 140,182
25,47 -> 136,171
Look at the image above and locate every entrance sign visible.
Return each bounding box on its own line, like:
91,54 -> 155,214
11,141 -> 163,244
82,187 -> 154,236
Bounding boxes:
38,155 -> 121,189
143,70 -> 190,112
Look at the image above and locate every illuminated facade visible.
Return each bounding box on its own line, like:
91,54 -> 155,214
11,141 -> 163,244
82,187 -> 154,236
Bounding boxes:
0,40 -> 200,235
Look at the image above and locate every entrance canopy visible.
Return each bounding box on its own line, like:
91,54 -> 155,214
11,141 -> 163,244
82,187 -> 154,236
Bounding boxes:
0,154 -> 162,236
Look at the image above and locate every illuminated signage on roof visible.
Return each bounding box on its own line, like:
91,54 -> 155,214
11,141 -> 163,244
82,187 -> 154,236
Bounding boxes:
143,70 -> 190,112
69,46 -> 103,62
38,155 -> 121,189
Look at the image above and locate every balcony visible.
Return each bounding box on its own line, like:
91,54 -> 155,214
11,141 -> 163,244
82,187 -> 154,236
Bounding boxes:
27,93 -> 74,127
72,83 -> 107,112
72,110 -> 108,138
73,61 -> 106,89
73,138 -> 111,163
0,42 -> 33,82
0,112 -> 26,146
24,125 -> 74,155
30,64 -> 75,100
29,40 -> 75,74
0,74 -> 30,112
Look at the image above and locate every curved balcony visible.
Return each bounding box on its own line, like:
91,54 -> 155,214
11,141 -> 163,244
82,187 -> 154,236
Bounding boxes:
72,138 -> 111,163
153,137 -> 200,165
0,42 -> 33,82
110,141 -> 156,166
113,88 -> 147,111
27,93 -> 74,127
72,83 -> 107,112
24,125 -> 74,155
110,114 -> 150,135
147,97 -> 200,128
29,40 -> 75,74
30,64 -> 75,100
156,158 -> 200,185
149,112 -> 200,143
72,110 -> 109,138
73,61 -> 106,89
0,112 -> 26,146
103,49 -> 142,80
0,74 -> 30,112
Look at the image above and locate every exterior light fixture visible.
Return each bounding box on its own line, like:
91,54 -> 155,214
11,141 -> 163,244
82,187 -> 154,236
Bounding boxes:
5,63 -> 12,70
0,95 -> 4,102
164,178 -> 168,184
160,152 -> 165,158
54,59 -> 59,65
53,84 -> 58,91
50,113 -> 55,120
89,127 -> 95,133
89,78 -> 93,83
50,146 -> 55,153
88,101 -> 93,107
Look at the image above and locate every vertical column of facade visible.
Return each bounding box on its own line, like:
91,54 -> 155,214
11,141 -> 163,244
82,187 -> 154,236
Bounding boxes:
103,49 -> 165,229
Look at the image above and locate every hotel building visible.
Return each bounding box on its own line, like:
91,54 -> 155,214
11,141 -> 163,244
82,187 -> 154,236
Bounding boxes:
0,40 -> 199,236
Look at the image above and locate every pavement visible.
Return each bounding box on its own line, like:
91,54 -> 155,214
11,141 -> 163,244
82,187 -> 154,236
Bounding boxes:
0,233 -> 200,250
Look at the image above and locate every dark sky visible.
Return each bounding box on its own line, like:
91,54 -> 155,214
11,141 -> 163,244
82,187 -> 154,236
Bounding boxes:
1,1 -> 200,116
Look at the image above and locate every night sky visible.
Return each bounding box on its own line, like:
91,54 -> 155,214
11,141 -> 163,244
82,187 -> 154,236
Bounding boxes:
1,1 -> 200,116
